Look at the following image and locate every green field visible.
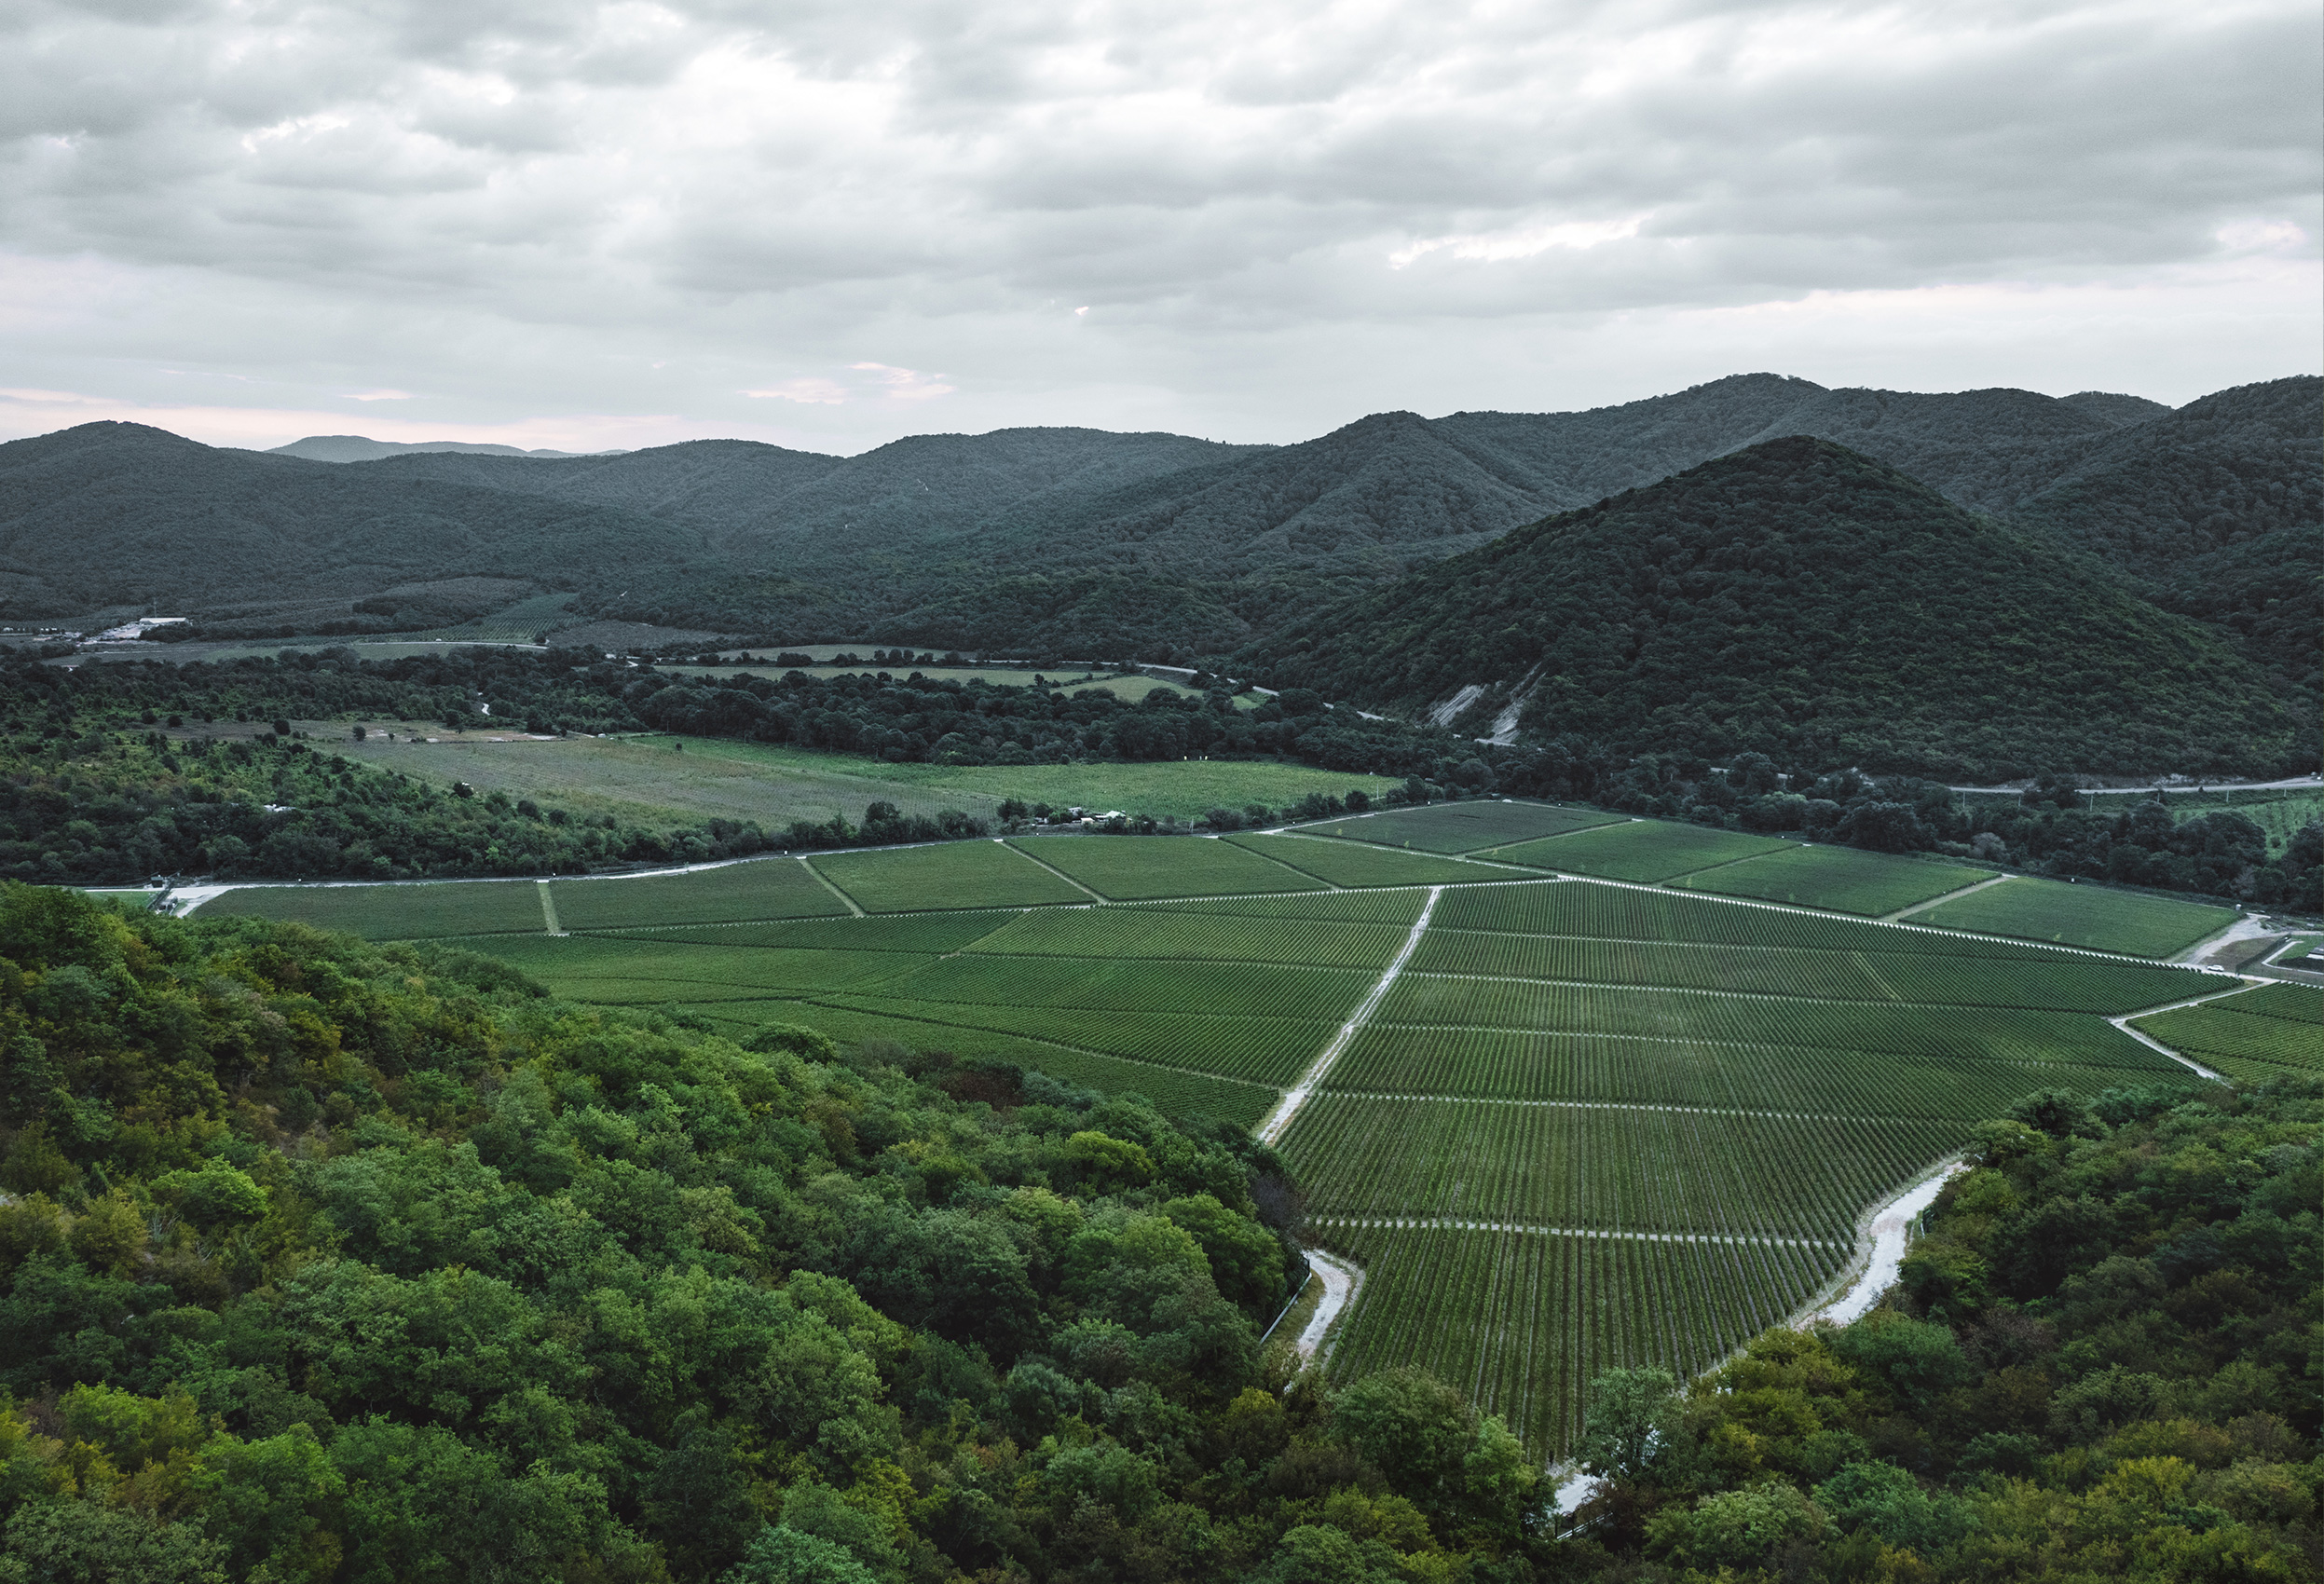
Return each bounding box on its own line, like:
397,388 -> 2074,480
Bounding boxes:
669,737 -> 1399,822
1305,800 -> 1621,853
1490,820 -> 1799,881
186,802 -> 2233,1456
555,858 -> 851,930
2132,981 -> 2324,1082
1903,875 -> 2241,957
1005,836 -> 1321,900
811,841 -> 1087,912
1224,833 -> 1527,888
1675,843 -> 1993,915
200,879 -> 547,938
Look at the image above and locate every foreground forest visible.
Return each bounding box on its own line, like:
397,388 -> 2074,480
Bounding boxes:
3,649 -> 2317,910
0,890 -> 2316,1582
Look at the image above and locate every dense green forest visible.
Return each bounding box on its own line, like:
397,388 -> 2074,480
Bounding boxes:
0,888 -> 1545,1582
5,650 -> 2315,905
1561,1077 -> 2324,1583
1236,438 -> 2312,783
7,376 -> 2310,679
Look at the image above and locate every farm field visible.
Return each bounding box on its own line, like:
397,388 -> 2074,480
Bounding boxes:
2132,981 -> 2324,1082
1005,835 -> 1320,900
199,878 -> 546,938
1224,833 -> 1527,888
1675,843 -> 1994,915
811,840 -> 1087,912
1903,874 -> 2240,957
1489,821 -> 1798,881
334,731 -> 1005,831
666,736 -> 1399,822
555,858 -> 851,930
180,801 -> 2234,1457
1305,800 -> 1621,853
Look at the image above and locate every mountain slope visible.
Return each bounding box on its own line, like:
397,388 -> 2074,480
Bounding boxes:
1237,437 -> 2311,781
0,423 -> 703,621
2003,376 -> 2322,689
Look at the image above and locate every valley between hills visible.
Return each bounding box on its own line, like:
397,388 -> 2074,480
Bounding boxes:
0,372 -> 2318,1584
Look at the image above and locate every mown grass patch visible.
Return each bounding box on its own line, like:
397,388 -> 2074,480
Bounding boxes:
1904,875 -> 2240,958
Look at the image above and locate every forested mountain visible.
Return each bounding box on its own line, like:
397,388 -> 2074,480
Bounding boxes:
0,423 -> 702,627
1233,437 -> 2309,780
2003,376 -> 2322,690
3,374 -> 2312,701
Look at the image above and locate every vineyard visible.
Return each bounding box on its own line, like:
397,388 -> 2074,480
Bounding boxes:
811,840 -> 1087,912
1004,834 -> 1322,899
1223,832 -> 1525,888
1902,873 -> 2241,957
198,876 -> 545,937
1305,800 -> 1621,853
1490,821 -> 1800,881
1675,843 -> 1994,915
180,799 -> 2254,1458
2133,981 -> 2324,1082
553,857 -> 854,929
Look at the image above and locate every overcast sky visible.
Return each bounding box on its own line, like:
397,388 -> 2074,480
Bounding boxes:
2,0 -> 2315,455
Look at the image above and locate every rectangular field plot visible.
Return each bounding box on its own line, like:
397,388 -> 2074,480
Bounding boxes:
1282,1096 -> 1957,1245
2133,983 -> 2324,1078
1904,876 -> 2239,958
811,841 -> 1088,912
477,935 -> 926,1000
1676,845 -> 1993,915
1005,836 -> 1322,900
1224,833 -> 1528,888
1407,932 -> 2197,1013
866,952 -> 1375,1020
1434,881 -> 2072,959
819,993 -> 1326,1086
1374,977 -> 2180,1068
1312,1224 -> 1844,1454
1323,1027 -> 2203,1115
1490,821 -> 1798,881
612,911 -> 1015,955
552,860 -> 851,931
1121,889 -> 1435,925
198,881 -> 546,939
686,999 -> 1278,1127
965,907 -> 1409,970
1301,801 -> 1623,853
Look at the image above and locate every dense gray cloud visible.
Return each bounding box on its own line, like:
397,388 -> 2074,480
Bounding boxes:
1,0 -> 2314,451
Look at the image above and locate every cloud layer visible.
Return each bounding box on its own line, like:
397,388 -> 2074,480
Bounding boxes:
3,0 -> 2316,451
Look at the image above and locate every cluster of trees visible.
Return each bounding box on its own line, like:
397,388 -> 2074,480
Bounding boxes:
0,888 -> 1547,1581
1562,1078 -> 2322,1582
0,731 -> 773,886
